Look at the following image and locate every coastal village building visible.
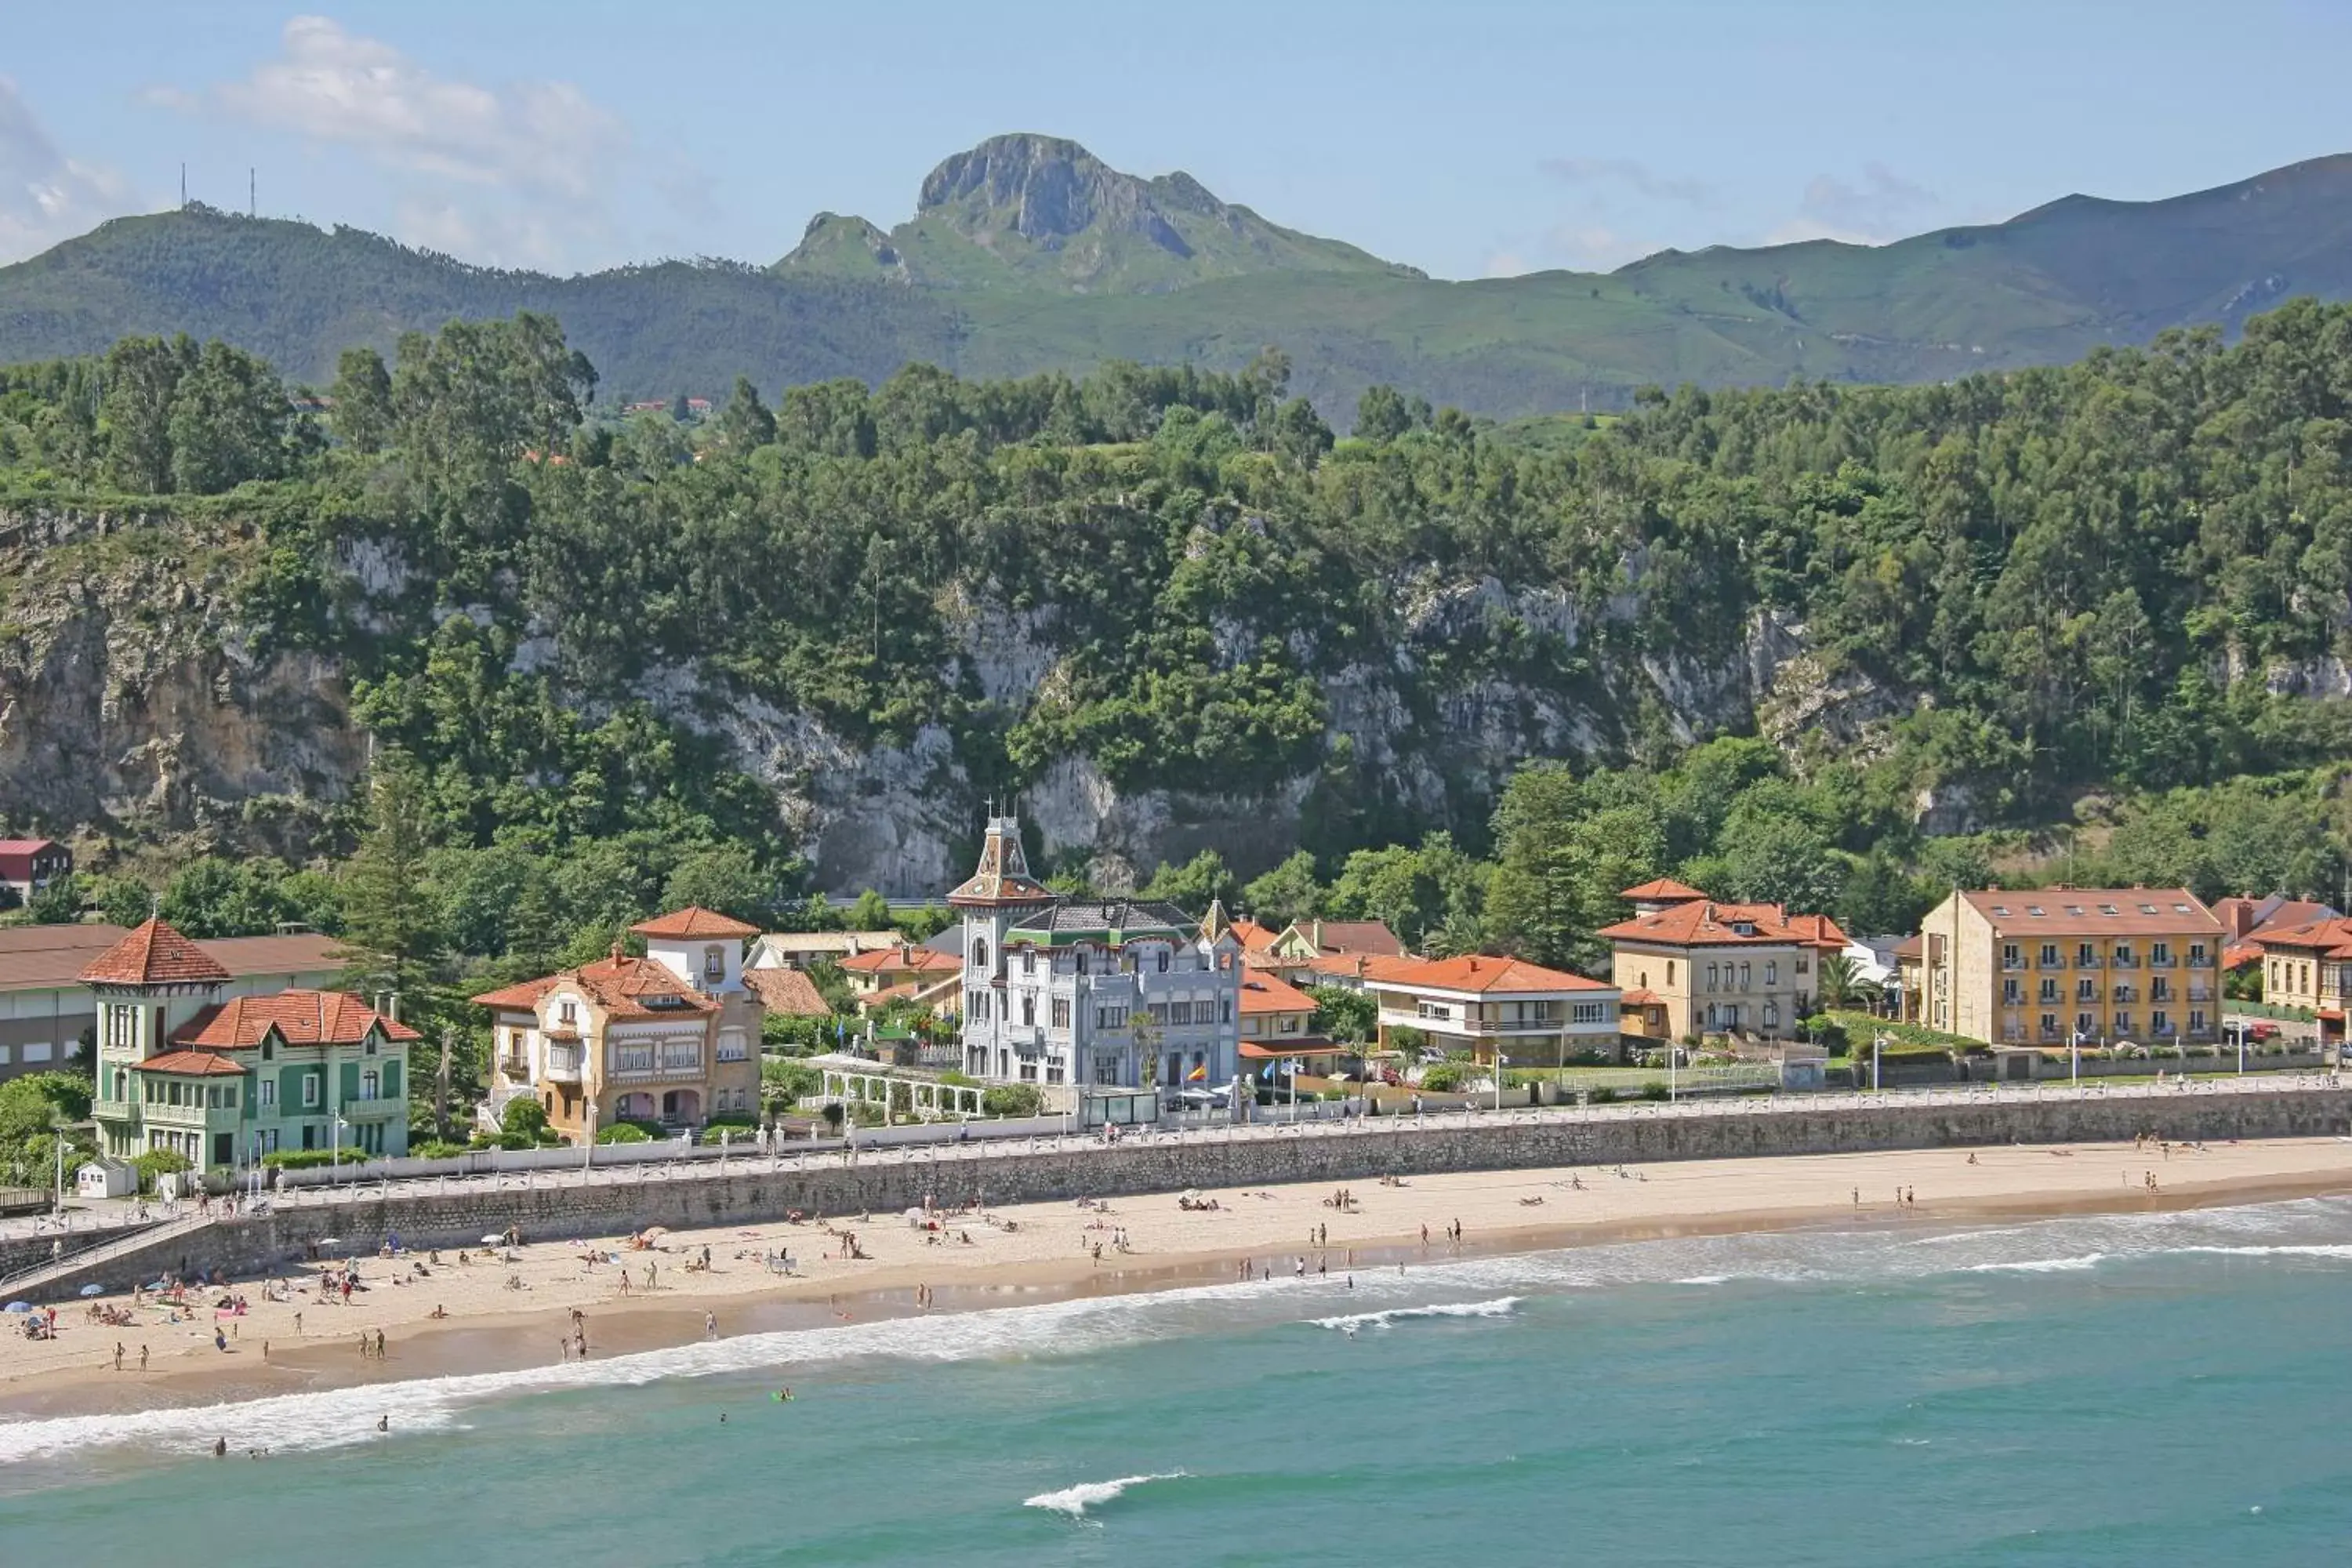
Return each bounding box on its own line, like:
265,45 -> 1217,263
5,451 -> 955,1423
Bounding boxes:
746,931 -> 904,971
0,924 -> 346,1086
1357,953 -> 1621,1067
84,920 -> 416,1172
2249,913 -> 2352,1043
1911,887 -> 2223,1046
953,817 -> 1242,1090
473,907 -> 764,1139
0,838 -> 70,903
1598,879 -> 1850,1044
2214,895 -> 2339,974
1236,968 -> 1344,1080
838,944 -> 962,1014
1202,903 -> 1405,985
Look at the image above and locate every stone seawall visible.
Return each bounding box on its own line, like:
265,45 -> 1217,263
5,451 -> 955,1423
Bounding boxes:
29,1090 -> 2352,1302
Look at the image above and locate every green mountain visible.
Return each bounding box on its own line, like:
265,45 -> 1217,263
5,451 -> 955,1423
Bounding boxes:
781,132 -> 1423,294
6,140 -> 2352,414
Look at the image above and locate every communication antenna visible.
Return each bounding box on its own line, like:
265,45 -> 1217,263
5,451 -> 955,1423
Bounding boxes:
249,168 -> 256,218
180,163 -> 187,209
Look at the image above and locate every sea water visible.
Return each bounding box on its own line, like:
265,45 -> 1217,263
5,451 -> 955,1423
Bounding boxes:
5,1199 -> 2352,1565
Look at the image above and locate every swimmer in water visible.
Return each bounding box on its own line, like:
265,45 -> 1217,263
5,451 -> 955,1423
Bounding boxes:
376,1414 -> 389,1432
213,1437 -> 227,1457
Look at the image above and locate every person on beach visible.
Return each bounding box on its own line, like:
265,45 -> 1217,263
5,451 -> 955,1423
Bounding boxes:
706,1312 -> 718,1341
215,1328 -> 228,1352
113,1342 -> 123,1371
139,1345 -> 148,1370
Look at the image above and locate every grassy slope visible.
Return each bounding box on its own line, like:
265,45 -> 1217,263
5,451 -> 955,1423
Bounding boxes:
9,154 -> 2352,414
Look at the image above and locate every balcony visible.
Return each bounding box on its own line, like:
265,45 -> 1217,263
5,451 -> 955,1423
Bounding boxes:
2074,954 -> 2103,969
543,1044 -> 583,1083
2111,954 -> 2140,970
497,1056 -> 529,1082
2002,959 -> 2026,973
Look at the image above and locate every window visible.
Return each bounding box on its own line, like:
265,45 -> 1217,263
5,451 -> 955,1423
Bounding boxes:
1706,963 -> 1719,992
301,1072 -> 321,1109
558,999 -> 577,1025
2076,979 -> 2096,1002
1022,948 -> 1035,975
361,1069 -> 379,1102
1051,997 -> 1071,1029
1075,948 -> 1088,975
2077,943 -> 2097,966
2190,1010 -> 2207,1033
2002,944 -> 2020,969
2076,1012 -> 2096,1039
703,946 -> 726,983
1156,947 -> 1171,973
717,1031 -> 749,1062
1022,995 -> 1036,1027
2151,1011 -> 2171,1035
1570,1001 -> 1605,1025
2040,943 -> 2059,967
2151,977 -> 2170,1002
258,1079 -> 274,1109
1738,963 -> 1751,990
1666,960 -> 1676,986
2189,943 -> 2208,965
2002,979 -> 2020,1004
2040,1013 -> 2059,1036
615,1043 -> 655,1074
1763,1003 -> 1780,1029
1221,996 -> 1232,1024
364,1035 -> 377,1056
104,1004 -> 138,1051
22,1041 -> 50,1062
1766,960 -> 1779,985
660,1039 -> 701,1071
2038,979 -> 2058,1004
2114,1011 -> 2133,1036
2151,942 -> 2171,966
973,938 -> 990,971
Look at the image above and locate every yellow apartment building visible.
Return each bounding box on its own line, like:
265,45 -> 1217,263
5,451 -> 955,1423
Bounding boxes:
1913,888 -> 2223,1046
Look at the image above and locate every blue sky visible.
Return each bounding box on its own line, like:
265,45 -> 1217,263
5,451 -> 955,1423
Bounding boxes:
5,1 -> 2350,277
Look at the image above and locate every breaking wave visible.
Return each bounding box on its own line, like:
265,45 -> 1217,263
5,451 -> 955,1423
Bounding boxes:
1310,1297 -> 1519,1333
1025,1471 -> 1189,1518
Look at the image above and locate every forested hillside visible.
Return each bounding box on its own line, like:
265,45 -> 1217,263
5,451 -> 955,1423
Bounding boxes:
1,301 -> 2350,1004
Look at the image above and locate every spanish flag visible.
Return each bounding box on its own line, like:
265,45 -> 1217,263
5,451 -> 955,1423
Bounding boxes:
1187,1062 -> 1208,1082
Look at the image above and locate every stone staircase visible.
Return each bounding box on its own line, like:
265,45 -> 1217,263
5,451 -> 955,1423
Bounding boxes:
0,1211 -> 215,1305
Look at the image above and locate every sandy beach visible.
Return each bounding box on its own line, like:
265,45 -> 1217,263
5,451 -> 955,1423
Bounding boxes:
6,1131 -> 2350,1417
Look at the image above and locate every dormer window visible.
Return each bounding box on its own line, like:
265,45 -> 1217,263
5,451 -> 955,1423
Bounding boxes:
364,1035 -> 378,1056
558,1000 -> 577,1025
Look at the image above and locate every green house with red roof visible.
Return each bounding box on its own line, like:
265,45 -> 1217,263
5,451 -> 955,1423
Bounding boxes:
84,918 -> 417,1176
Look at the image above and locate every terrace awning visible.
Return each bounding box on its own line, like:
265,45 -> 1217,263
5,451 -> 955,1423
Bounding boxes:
1239,1037 -> 1345,1058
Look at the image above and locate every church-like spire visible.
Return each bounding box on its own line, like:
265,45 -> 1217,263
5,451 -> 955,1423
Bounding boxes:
946,815 -> 1056,909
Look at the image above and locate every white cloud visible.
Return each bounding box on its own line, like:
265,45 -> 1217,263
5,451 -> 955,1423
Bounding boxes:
160,16 -> 694,270
1784,163 -> 1940,244
0,78 -> 132,263
1539,156 -> 1719,209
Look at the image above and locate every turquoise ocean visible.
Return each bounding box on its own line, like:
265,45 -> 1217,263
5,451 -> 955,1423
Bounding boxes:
5,1197 -> 2352,1565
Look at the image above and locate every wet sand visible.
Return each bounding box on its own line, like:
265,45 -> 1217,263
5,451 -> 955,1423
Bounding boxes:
5,1131 -> 2349,1418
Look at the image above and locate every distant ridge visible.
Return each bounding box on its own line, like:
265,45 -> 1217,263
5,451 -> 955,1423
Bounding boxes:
5,142 -> 2352,415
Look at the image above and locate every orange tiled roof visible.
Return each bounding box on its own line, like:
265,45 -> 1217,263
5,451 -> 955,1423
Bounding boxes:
1227,919 -> 1283,952
1621,987 -> 1663,1006
1239,971 -> 1319,1017
1599,898 -> 1829,948
1619,877 -> 1708,902
472,955 -> 717,1021
745,967 -> 829,1016
172,990 -> 419,1048
2256,914 -> 2352,960
840,946 -> 960,975
1308,920 -> 1405,956
79,919 -> 231,986
1362,954 -> 1614,994
471,975 -> 561,1011
131,1049 -> 248,1077
631,906 -> 760,940
1961,888 -> 2220,937
1305,952 -> 1423,983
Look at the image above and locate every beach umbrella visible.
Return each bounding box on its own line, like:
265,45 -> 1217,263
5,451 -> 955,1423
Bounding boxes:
315,1236 -> 341,1247
3,1301 -> 31,1312
481,1235 -> 504,1245
78,1283 -> 104,1298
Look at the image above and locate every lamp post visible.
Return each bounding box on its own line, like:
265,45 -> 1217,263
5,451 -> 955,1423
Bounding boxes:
583,1098 -> 598,1177
330,1114 -> 351,1190
1871,1035 -> 1886,1094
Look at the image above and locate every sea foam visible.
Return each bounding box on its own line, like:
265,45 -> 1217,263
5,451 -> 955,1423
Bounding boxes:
1310,1297 -> 1520,1333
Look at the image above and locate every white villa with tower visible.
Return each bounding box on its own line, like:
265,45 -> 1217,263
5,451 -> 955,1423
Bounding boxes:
952,817 -> 1243,1094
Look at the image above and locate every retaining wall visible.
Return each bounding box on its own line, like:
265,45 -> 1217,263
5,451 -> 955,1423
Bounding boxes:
27,1089 -> 2352,1303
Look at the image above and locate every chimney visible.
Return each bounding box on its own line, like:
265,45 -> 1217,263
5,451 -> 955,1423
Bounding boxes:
1312,918 -> 1324,951
902,943 -> 916,966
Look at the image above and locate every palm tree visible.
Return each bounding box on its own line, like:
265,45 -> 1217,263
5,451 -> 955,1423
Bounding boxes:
1818,952 -> 1858,1011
